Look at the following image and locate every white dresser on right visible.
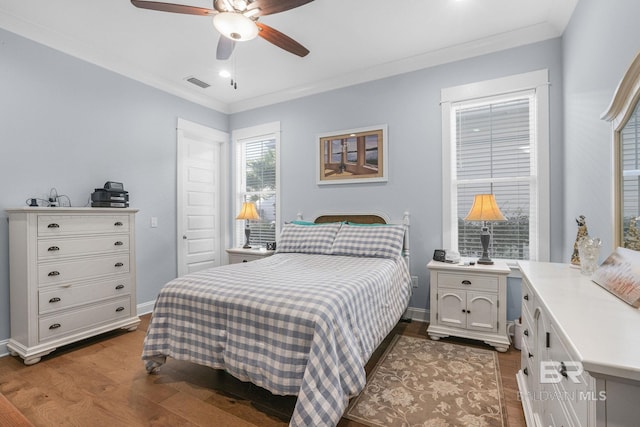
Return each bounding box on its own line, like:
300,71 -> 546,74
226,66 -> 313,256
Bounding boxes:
517,261 -> 640,427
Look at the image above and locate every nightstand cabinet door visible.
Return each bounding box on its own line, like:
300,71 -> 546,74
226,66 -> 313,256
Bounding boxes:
437,289 -> 466,328
467,291 -> 498,332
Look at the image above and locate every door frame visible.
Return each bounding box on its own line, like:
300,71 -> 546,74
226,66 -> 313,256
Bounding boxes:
176,118 -> 229,277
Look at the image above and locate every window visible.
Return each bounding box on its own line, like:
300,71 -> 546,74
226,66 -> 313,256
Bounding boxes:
620,102 -> 640,249
441,70 -> 550,263
233,122 -> 280,248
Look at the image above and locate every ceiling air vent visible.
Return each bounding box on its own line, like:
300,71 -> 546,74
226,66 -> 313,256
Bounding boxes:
185,76 -> 210,89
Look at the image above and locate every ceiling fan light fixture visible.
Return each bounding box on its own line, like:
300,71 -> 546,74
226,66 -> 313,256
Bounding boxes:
213,12 -> 258,41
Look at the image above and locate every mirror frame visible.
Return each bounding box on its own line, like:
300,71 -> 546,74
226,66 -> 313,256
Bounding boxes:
601,50 -> 640,249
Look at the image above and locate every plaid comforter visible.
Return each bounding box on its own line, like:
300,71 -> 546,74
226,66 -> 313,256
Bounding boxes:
142,253 -> 412,426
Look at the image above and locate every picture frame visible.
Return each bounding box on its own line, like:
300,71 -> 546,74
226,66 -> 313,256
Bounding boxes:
591,247 -> 640,308
316,124 -> 388,185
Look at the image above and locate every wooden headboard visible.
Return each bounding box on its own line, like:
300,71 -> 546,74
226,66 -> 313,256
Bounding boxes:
299,212 -> 411,270
314,214 -> 387,224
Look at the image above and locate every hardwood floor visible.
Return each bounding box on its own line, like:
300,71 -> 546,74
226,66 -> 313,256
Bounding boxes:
0,315 -> 525,426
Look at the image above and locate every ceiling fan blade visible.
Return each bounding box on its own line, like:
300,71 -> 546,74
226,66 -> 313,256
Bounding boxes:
247,0 -> 314,17
256,22 -> 309,57
216,36 -> 236,60
130,0 -> 216,16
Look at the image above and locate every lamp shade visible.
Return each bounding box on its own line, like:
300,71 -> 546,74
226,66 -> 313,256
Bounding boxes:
236,202 -> 260,220
213,12 -> 259,41
464,194 -> 506,222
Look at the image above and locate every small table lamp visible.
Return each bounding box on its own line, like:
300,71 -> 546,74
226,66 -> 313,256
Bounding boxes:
236,202 -> 260,249
464,194 -> 506,265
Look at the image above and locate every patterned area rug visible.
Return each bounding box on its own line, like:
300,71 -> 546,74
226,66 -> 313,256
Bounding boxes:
344,335 -> 507,427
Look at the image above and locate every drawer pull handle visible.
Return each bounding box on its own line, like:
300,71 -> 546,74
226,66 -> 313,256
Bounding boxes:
48,271 -> 60,277
47,223 -> 60,229
242,260 -> 248,263
49,323 -> 61,330
461,279 -> 472,285
115,306 -> 125,312
115,284 -> 125,290
524,294 -> 529,301
528,352 -> 534,358
523,329 -> 529,336
114,221 -> 123,227
114,241 -> 124,246
48,246 -> 60,252
114,262 -> 124,267
559,361 -> 568,378
49,297 -> 61,303
523,367 -> 528,376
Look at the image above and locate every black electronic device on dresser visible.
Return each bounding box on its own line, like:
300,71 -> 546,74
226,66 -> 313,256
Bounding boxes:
91,181 -> 129,207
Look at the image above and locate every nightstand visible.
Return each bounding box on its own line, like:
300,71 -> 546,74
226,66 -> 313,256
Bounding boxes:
226,248 -> 275,264
427,259 -> 510,352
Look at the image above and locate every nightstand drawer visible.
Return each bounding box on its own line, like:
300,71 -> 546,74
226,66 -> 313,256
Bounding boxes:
226,248 -> 275,264
229,253 -> 264,263
436,272 -> 498,292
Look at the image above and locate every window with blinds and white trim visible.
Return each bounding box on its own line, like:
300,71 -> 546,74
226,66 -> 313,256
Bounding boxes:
233,122 -> 280,248
441,70 -> 550,263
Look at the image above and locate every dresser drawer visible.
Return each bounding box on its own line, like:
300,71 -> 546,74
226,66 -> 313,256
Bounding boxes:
39,277 -> 131,314
436,272 -> 498,292
37,215 -> 130,236
38,235 -> 130,260
522,277 -> 536,315
39,297 -> 131,341
38,254 -> 130,286
548,322 -> 593,426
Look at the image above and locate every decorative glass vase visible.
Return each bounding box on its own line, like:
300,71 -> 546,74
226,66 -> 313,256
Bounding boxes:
577,236 -> 601,276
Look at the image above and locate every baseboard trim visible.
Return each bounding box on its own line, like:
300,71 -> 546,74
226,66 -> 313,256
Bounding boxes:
0,339 -> 8,358
405,307 -> 429,323
137,300 -> 156,316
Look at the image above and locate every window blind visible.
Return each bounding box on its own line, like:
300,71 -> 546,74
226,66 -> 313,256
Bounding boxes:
237,138 -> 277,246
453,93 -> 535,260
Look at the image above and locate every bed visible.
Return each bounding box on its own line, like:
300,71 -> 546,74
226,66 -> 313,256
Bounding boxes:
141,213 -> 412,426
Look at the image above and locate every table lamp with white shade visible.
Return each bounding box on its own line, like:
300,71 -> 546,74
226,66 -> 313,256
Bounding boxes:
464,194 -> 506,265
236,202 -> 260,249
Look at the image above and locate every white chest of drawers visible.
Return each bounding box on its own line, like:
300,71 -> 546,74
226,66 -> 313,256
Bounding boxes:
517,261 -> 640,427
6,207 -> 140,365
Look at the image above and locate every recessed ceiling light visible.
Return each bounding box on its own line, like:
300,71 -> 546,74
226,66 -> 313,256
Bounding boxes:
219,70 -> 231,78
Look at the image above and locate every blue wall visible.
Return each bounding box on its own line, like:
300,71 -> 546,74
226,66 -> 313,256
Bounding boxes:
0,28 -> 228,343
561,0 -> 640,257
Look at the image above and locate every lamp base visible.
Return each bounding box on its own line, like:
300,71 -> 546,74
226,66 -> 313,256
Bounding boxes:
243,223 -> 251,249
477,225 -> 493,265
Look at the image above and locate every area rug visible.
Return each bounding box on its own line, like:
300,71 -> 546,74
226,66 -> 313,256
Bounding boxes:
344,335 -> 507,427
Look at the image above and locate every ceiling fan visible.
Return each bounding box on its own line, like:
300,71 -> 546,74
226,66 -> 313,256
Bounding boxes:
130,0 -> 313,60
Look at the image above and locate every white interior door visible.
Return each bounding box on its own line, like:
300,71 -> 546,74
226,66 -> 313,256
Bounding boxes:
177,119 -> 228,277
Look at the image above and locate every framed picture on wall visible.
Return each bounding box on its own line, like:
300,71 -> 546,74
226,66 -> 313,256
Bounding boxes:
316,124 -> 388,185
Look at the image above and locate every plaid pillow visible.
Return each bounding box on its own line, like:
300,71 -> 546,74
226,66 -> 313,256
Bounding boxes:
276,222 -> 342,254
331,223 -> 405,258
